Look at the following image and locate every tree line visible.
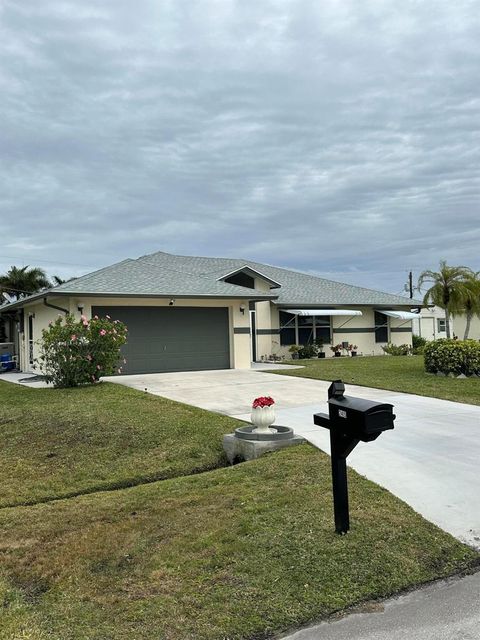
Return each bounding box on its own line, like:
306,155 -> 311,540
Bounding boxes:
0,266 -> 65,301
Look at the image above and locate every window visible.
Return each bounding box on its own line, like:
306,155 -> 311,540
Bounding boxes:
279,312 -> 332,346
298,314 -> 314,345
280,311 -> 296,346
374,311 -> 389,343
437,318 -> 446,333
28,314 -> 34,365
315,316 -> 331,343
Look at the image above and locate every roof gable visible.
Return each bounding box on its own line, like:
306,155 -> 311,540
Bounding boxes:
218,265 -> 281,289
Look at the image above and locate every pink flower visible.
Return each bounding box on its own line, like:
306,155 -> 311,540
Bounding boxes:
106,315 -> 111,319
71,334 -> 77,341
86,354 -> 92,361
117,368 -> 122,374
81,315 -> 87,322
97,365 -> 101,370
82,320 -> 89,327
94,315 -> 99,320
100,329 -> 107,336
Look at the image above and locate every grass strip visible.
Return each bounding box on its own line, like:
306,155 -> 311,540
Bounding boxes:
0,381 -> 238,508
273,355 -> 480,405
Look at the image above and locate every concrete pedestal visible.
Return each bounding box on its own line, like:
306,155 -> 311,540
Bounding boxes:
223,432 -> 305,464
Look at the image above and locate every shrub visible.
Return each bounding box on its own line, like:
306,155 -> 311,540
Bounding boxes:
382,343 -> 412,356
38,314 -> 128,388
298,344 -> 318,359
412,334 -> 428,355
424,339 -> 480,376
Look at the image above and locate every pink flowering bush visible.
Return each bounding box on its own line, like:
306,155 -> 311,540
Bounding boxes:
38,314 -> 128,388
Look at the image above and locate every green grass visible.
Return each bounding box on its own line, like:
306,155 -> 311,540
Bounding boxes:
274,355 -> 480,405
0,445 -> 477,640
1,379 -> 477,639
0,381 -> 239,508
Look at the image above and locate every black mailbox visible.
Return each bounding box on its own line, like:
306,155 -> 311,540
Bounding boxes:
314,381 -> 395,442
314,380 -> 395,534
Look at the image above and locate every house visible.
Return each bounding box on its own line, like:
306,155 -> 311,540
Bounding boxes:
0,251 -> 422,374
412,305 -> 480,341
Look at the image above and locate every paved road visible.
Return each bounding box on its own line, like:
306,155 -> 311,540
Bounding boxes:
279,571 -> 480,640
109,367 -> 480,549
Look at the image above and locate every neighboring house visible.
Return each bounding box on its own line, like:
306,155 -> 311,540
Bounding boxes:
412,305 -> 480,341
0,251 -> 421,375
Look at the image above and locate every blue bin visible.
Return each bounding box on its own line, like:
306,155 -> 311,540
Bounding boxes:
0,353 -> 15,372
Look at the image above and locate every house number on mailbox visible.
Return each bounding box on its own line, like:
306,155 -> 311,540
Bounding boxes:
338,409 -> 347,419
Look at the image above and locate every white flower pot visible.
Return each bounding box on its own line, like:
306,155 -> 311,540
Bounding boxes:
251,406 -> 275,433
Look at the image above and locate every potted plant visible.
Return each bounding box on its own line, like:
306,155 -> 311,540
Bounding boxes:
315,338 -> 326,358
330,344 -> 342,357
251,396 -> 275,433
288,344 -> 301,360
348,344 -> 358,357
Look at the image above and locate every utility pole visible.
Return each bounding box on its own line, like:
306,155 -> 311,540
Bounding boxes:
408,271 -> 413,299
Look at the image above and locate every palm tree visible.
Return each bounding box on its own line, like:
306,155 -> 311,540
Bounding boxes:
0,266 -> 51,300
418,261 -> 472,339
461,272 -> 480,339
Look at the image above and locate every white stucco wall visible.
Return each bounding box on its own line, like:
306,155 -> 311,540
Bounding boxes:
18,294 -> 417,372
260,305 -> 413,359
20,296 -> 252,372
450,315 -> 480,341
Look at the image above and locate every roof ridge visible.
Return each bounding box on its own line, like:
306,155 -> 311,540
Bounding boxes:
244,259 -> 416,303
131,257 -> 269,296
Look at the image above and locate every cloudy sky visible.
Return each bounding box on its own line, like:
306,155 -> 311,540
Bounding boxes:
1,0 -> 479,295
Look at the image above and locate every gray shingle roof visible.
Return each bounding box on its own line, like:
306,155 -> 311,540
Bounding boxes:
130,252 -> 420,307
0,251 -> 421,311
42,255 -> 277,299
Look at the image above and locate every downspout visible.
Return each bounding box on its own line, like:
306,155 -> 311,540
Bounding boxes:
43,297 -> 69,314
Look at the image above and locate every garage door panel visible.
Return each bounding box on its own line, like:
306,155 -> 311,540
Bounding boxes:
92,306 -> 230,374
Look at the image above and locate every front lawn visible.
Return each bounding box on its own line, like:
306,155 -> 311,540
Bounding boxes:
274,355 -> 480,405
0,445 -> 477,640
0,381 -> 239,508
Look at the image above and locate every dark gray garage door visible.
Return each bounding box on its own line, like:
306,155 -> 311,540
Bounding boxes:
92,306 -> 230,374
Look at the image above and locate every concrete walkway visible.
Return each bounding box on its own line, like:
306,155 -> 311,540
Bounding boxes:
108,367 -> 480,549
279,571 -> 480,640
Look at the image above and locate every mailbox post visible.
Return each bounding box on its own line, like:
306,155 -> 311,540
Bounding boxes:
314,380 -> 395,534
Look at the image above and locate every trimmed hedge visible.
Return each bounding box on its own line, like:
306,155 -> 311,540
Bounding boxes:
424,339 -> 480,376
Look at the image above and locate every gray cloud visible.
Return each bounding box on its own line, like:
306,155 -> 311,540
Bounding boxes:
0,0 -> 479,292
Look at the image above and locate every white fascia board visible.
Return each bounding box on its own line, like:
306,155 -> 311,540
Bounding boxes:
281,309 -> 363,317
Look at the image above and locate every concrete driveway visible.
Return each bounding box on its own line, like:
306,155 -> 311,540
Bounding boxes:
108,366 -> 480,549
